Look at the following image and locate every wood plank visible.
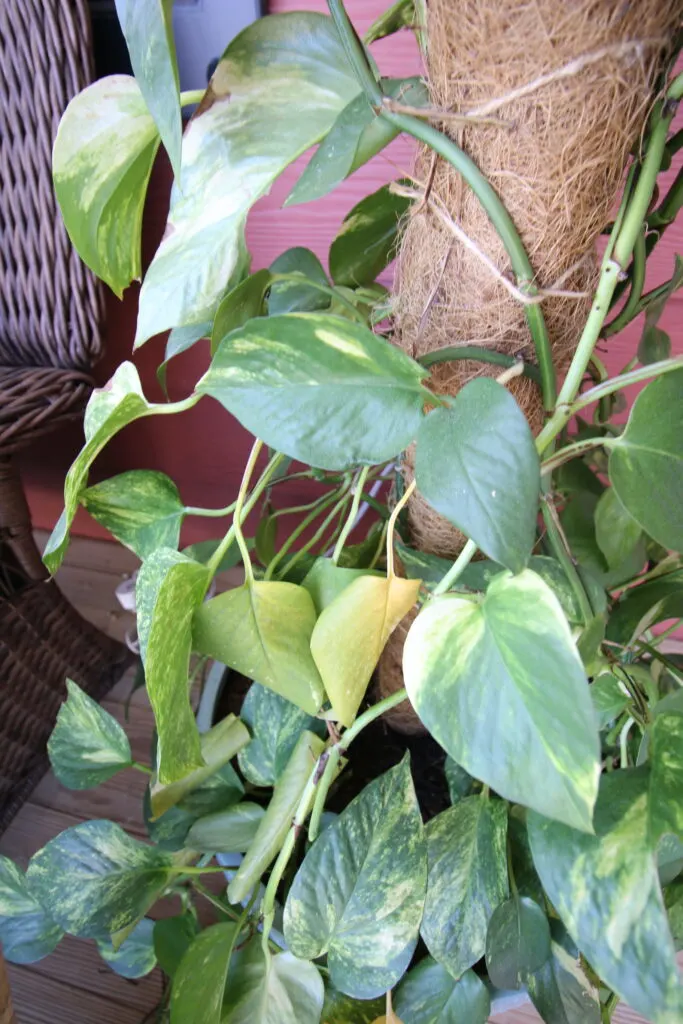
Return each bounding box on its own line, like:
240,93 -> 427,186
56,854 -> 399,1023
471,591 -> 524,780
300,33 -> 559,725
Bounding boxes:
30,770 -> 149,839
6,964 -> 160,1024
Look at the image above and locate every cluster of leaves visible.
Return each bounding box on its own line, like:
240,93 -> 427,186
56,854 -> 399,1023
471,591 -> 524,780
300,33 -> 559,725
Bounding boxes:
2,1 -> 683,1022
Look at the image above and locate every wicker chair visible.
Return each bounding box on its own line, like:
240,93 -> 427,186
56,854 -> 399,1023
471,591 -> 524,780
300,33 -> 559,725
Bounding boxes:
0,0 -> 131,833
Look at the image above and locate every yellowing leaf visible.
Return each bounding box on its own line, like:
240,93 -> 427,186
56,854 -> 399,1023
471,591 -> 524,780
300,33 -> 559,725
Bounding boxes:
311,575 -> 420,727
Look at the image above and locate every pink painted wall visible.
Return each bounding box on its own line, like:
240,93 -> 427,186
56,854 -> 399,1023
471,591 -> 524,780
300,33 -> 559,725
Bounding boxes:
20,0 -> 683,546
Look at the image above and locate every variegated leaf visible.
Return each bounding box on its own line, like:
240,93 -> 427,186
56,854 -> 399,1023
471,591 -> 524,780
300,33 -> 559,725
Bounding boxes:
47,679 -> 132,790
329,184 -> 410,288
81,470 -> 185,559
238,682 -> 325,788
170,922 -> 238,1024
97,917 -> 157,979
649,712 -> 683,845
221,938 -> 325,1024
485,895 -> 551,990
186,802 -> 264,853
394,957 -> 491,1024
0,857 -> 63,964
526,936 -> 601,1024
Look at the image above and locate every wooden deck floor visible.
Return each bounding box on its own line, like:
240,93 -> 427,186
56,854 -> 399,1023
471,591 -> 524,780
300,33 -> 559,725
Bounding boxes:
0,533 -> 673,1022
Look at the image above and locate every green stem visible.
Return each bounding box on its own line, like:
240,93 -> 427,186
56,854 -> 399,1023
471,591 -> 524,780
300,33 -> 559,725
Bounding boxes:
540,437 -> 606,475
180,89 -> 205,107
333,466 -> 371,563
418,346 -> 542,385
231,440 -> 263,585
386,479 -> 416,577
265,485 -> 349,580
572,355 -> 683,413
131,760 -> 152,776
271,273 -> 366,325
602,226 -> 646,337
601,991 -> 620,1023
431,539 -> 478,597
185,501 -> 237,519
541,499 -> 594,625
158,393 -> 201,416
274,489 -> 353,580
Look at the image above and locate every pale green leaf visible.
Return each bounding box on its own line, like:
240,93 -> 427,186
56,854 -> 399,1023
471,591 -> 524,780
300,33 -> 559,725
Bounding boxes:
594,488 -> 642,570
186,802 -> 265,852
268,248 -> 330,315
284,757 -> 427,1000
415,378 -> 540,572
0,857 -> 63,964
403,569 -> 600,831
153,913 -> 198,978
394,958 -> 491,1024
197,313 -> 430,470
421,795 -> 508,978
26,820 -> 174,939
81,469 -> 185,558
310,574 -> 421,726
53,77 -> 159,296
221,937 -> 325,1024
97,917 -> 157,979
193,580 -> 325,715
526,939 -> 601,1024
47,679 -> 132,789
329,184 -> 410,287
211,269 -> 273,353
649,713 -> 683,845
529,769 -> 683,1023
170,922 -> 238,1024
590,672 -> 630,728
485,895 -> 551,989
135,12 -> 361,344
237,682 -> 325,788
136,548 -> 210,783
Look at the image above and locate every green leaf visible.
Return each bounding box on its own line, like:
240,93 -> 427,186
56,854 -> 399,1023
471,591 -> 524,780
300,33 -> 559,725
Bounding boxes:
364,0 -> 422,46
485,895 -> 551,990
639,326 -> 671,365
310,574 -> 421,726
286,79 -> 426,206
136,549 -> 210,783
590,672 -> 630,728
170,922 -> 238,1024
26,820 -> 174,939
444,759 -> 476,804
221,937 -> 325,1024
643,256 -> 683,329
114,0 -> 181,177
0,857 -> 63,964
255,510 -> 278,567
43,363 -> 157,573
284,757 -> 427,1000
192,580 -> 325,715
145,760 -> 244,851
329,184 -> 410,287
197,313 -> 429,471
321,987 -> 385,1024
421,795 -> 508,978
665,883 -> 683,950
301,558 -> 380,615
649,713 -> 683,845
404,570 -> 600,830
181,537 -> 246,574
607,570 -> 683,644
608,369 -> 683,552
135,12 -> 361,344
415,378 -> 540,573
594,487 -> 642,570
228,731 -> 326,904
97,917 -> 157,979
237,682 -> 325,788
157,321 -> 211,393
269,249 -> 330,315
47,679 -> 132,789
526,938 -> 601,1024
186,802 -> 265,852
211,269 -> 273,353
153,913 -> 199,978
394,958 -> 491,1024
507,811 -> 545,905
53,77 -> 160,296
658,834 -> 683,886
81,470 -> 185,558
528,769 -> 683,1023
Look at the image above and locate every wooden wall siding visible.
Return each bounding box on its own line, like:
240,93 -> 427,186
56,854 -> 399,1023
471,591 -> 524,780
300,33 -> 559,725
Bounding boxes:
18,0 -> 682,544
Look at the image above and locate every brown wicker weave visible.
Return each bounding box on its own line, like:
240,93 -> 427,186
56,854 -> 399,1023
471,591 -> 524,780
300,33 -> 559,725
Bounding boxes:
0,948 -> 14,1024
0,0 -> 132,834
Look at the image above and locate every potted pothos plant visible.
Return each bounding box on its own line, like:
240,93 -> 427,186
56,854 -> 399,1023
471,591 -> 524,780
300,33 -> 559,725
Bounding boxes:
1,1 -> 682,1021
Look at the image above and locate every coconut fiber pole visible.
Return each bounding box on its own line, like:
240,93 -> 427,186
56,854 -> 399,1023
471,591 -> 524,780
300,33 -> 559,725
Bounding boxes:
378,0 -> 682,730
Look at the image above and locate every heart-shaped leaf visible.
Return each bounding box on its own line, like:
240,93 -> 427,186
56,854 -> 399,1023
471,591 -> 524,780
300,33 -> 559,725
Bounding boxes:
528,769 -> 683,1023
329,184 -> 411,287
301,558 -> 380,614
153,913 -> 198,979
47,679 -> 132,790
135,12 -> 361,344
394,958 -> 491,1024
526,938 -> 601,1024
608,369 -> 683,552
594,487 -> 642,570
211,269 -> 274,352
485,895 -> 551,989
421,795 -> 508,978
415,377 -> 540,572
97,917 -> 157,979
186,802 -> 265,853
607,570 -> 683,645
590,672 -> 630,728
268,249 -> 330,315
192,580 -> 325,715
284,757 -> 427,999
403,569 -> 600,831
0,857 -> 63,964
649,713 -> 683,846
170,922 -> 238,1024
81,469 -> 185,559
310,574 -> 421,726
238,682 -> 326,788
53,78 -> 160,296
221,937 -> 325,1024
198,313 -> 429,470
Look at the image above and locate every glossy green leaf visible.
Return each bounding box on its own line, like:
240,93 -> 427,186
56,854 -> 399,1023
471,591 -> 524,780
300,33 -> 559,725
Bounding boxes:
153,913 -> 199,978
97,917 -> 157,979
197,313 -> 430,470
53,77 -> 160,296
507,811 -> 545,905
221,937 -> 325,1024
268,249 -> 330,315
114,0 -> 181,177
302,558 -> 379,615
287,79 -> 426,206
211,269 -> 273,352
237,683 -> 325,788
47,679 -> 132,789
229,731 -> 326,904
311,574 -> 421,726
170,922 -> 238,1024
157,321 -> 211,392
594,487 -> 642,570
404,570 -> 600,830
421,795 -> 508,978
150,714 -> 248,820
607,570 -> 683,644
364,0 -> 422,45
193,580 -> 325,715
81,469 -> 185,558
255,510 -> 278,567
44,363 -> 157,573
26,820 -> 174,939
639,325 -> 671,365
649,713 -> 683,845
416,378 -> 540,572
284,757 -> 427,999
321,987 -> 385,1024
529,769 -> 683,1023
145,760 -> 244,851
394,958 -> 491,1024
485,895 -> 551,990
444,759 -> 476,804
0,857 -> 63,964
526,938 -> 601,1024
136,548 -> 210,783
329,184 -> 410,287
186,802 -> 265,852
590,672 -> 630,728
608,369 -> 683,552
135,12 -> 361,344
